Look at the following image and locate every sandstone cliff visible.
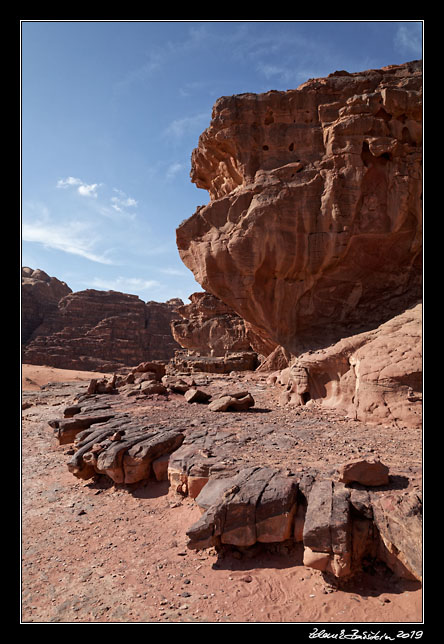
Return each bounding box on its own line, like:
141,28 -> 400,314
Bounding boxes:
176,61 -> 422,426
22,271 -> 183,371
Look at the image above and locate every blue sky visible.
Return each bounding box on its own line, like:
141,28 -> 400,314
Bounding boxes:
21,20 -> 423,304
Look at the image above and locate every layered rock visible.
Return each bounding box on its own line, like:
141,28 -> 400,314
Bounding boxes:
171,291 -> 253,356
21,267 -> 72,343
184,463 -> 421,582
50,392 -> 185,484
167,350 -> 258,374
22,281 -> 183,371
176,60 -> 422,425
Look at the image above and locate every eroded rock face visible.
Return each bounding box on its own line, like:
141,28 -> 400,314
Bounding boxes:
22,285 -> 183,371
167,350 -> 258,374
171,291 -> 253,356
177,61 -> 422,356
21,267 -> 72,343
274,303 -> 422,427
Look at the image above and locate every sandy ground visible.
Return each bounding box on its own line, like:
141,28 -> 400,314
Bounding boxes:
22,364 -> 110,391
20,364 -> 423,626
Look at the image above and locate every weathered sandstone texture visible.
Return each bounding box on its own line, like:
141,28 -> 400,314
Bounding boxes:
171,291 -> 253,356
21,267 -> 72,343
22,275 -> 183,371
167,350 -> 259,374
272,302 -> 422,427
176,61 -> 422,426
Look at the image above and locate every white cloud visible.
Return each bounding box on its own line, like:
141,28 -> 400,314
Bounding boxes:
89,276 -> 161,294
394,23 -> 423,57
57,176 -> 100,198
164,113 -> 208,141
22,216 -> 114,265
165,162 -> 186,181
57,176 -> 82,188
78,183 -> 99,198
158,266 -> 187,276
111,188 -> 138,211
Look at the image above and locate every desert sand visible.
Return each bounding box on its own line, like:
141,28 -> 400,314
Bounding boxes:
21,364 -> 422,625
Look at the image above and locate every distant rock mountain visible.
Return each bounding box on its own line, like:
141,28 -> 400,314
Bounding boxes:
21,267 -> 72,344
21,268 -> 183,371
171,291 -> 253,356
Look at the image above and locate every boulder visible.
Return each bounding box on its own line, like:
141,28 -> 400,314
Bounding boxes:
187,467 -> 298,549
140,381 -> 168,395
371,488 -> 422,581
338,457 -> 390,487
161,375 -> 193,393
208,393 -> 254,412
184,388 -> 212,404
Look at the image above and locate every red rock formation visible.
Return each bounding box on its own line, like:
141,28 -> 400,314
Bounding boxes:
273,302 -> 422,428
22,279 -> 183,371
171,291 -> 253,356
176,61 -> 422,426
21,267 -> 72,343
177,61 -> 422,354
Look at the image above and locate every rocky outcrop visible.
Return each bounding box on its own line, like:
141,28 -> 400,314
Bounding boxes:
22,279 -> 183,371
183,462 -> 421,582
271,303 -> 422,428
176,61 -> 422,426
171,291 -> 253,356
167,350 -> 258,374
48,379 -> 422,583
21,267 -> 72,343
165,422 -> 420,583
